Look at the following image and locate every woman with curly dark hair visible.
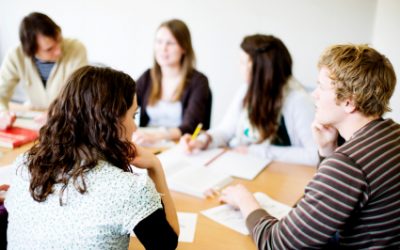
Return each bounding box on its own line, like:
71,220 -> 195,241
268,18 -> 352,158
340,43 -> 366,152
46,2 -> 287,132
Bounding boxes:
5,66 -> 179,249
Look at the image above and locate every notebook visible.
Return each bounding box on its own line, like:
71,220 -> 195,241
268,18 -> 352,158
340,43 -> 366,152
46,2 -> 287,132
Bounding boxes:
159,146 -> 271,181
0,127 -> 39,148
206,150 -> 271,180
157,147 -> 233,198
13,111 -> 44,131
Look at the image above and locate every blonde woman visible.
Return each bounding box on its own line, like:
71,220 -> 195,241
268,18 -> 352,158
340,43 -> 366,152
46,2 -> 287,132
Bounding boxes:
133,19 -> 212,145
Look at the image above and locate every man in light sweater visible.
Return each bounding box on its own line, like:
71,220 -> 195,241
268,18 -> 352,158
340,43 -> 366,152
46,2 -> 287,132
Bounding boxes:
0,12 -> 87,130
220,44 -> 399,249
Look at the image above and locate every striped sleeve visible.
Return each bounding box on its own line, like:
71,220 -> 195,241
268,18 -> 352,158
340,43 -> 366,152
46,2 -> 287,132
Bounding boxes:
246,152 -> 368,249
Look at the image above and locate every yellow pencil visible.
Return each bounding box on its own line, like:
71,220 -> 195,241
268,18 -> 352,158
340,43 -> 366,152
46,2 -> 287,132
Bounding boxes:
191,123 -> 203,140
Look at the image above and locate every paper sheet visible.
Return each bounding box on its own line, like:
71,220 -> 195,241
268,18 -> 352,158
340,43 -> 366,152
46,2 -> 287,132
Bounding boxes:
13,111 -> 43,131
201,192 -> 292,235
177,212 -> 198,243
14,111 -> 43,119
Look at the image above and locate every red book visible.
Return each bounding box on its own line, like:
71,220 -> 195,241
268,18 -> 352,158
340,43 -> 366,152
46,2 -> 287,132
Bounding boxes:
0,127 -> 39,148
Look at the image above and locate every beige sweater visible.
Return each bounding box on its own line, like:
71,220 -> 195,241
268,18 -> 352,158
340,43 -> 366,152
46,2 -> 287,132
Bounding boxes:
0,38 -> 88,111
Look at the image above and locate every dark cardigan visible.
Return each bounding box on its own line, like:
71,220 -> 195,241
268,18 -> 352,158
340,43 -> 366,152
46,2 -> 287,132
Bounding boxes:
136,69 -> 212,134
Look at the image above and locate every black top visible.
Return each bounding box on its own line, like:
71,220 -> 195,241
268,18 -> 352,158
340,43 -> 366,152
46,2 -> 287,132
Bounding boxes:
271,116 -> 291,146
134,208 -> 178,250
0,204 -> 7,250
136,69 -> 212,134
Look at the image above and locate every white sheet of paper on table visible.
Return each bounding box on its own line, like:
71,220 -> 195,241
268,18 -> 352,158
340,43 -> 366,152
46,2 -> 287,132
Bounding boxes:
201,192 -> 292,235
177,212 -> 198,243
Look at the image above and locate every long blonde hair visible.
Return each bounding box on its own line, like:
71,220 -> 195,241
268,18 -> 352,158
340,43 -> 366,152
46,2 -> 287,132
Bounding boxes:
149,19 -> 196,105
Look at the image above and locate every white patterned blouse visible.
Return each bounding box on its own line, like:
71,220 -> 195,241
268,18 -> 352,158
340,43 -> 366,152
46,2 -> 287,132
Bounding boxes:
5,155 -> 162,250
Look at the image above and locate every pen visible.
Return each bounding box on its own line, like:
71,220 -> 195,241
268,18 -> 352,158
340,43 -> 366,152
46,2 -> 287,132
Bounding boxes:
190,123 -> 203,141
204,148 -> 227,166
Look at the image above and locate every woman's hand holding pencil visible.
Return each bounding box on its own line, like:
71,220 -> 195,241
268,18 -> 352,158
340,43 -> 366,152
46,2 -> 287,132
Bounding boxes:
190,123 -> 203,140
179,123 -> 211,153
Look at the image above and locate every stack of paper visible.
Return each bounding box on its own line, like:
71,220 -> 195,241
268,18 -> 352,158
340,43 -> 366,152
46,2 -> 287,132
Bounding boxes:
13,111 -> 43,131
201,192 -> 292,235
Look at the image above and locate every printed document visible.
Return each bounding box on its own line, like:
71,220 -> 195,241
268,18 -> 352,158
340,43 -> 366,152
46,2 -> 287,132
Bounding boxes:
201,192 -> 292,235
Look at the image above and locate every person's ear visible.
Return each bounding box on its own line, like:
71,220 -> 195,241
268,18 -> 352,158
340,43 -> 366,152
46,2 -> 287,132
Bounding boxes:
343,99 -> 356,113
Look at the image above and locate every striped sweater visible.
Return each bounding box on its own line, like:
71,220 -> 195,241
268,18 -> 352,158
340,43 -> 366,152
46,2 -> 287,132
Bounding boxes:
246,118 -> 400,249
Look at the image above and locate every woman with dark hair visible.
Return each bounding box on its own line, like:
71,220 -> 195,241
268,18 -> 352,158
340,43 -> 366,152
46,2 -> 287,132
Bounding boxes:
133,19 -> 212,145
181,34 -> 318,165
4,66 -> 179,249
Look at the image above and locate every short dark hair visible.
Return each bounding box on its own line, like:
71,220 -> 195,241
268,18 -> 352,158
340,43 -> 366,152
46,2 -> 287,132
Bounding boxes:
19,12 -> 61,58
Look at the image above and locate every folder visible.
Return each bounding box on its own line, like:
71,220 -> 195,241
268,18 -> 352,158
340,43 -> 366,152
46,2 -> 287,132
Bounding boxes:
0,127 -> 38,148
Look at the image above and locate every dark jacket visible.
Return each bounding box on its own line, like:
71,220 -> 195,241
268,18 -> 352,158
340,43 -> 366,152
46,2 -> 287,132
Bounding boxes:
136,69 -> 212,134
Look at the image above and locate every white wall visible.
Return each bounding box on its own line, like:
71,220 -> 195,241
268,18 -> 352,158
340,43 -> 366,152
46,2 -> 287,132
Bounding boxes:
372,0 -> 400,122
0,0 -> 387,125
